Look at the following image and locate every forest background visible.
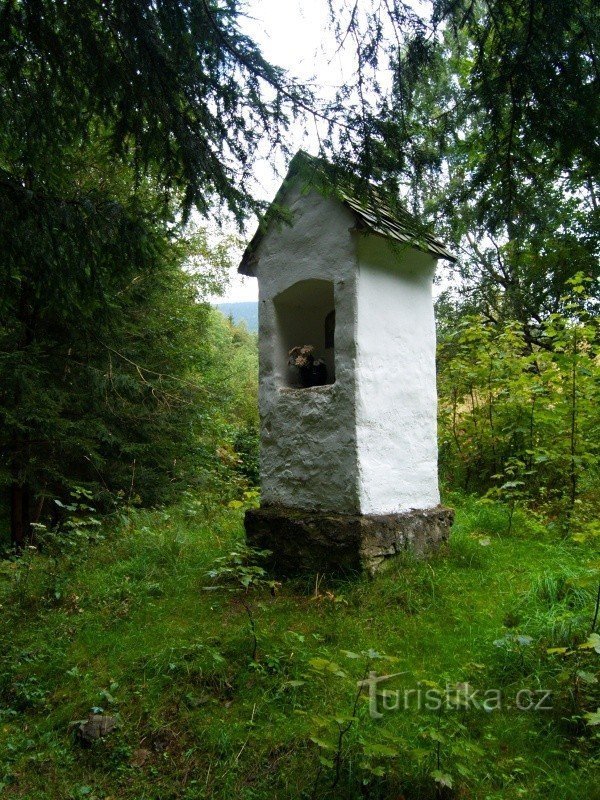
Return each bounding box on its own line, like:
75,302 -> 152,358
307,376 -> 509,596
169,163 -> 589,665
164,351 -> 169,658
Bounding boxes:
0,2 -> 598,798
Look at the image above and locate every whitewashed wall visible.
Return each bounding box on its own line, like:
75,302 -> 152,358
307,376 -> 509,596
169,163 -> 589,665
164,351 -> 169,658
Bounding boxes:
253,181 -> 441,516
255,185 -> 361,513
355,238 -> 440,513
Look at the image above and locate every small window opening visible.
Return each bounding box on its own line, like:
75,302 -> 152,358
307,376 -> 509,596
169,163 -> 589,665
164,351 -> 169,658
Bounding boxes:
325,310 -> 335,350
273,279 -> 335,388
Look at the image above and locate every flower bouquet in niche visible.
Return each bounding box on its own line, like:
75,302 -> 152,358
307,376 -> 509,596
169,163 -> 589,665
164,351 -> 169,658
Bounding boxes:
288,345 -> 328,388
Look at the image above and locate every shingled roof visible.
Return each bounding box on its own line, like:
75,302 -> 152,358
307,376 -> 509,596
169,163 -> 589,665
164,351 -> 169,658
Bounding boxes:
239,151 -> 456,276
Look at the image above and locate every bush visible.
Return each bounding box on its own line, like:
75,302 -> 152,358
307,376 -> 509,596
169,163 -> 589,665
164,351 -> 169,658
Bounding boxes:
437,278 -> 599,527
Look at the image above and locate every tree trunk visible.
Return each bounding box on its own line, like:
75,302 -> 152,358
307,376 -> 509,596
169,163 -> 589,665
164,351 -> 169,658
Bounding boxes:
10,481 -> 31,550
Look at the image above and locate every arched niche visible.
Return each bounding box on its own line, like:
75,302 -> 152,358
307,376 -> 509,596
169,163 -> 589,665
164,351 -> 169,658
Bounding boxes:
273,279 -> 335,388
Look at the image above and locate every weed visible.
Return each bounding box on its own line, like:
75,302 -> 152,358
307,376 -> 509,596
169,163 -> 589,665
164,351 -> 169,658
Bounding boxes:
0,493 -> 599,799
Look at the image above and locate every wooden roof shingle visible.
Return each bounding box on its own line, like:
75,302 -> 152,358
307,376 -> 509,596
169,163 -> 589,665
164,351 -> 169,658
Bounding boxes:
239,151 -> 456,275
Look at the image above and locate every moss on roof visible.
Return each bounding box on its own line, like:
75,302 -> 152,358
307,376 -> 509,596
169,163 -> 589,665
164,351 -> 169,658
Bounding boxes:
239,151 -> 456,276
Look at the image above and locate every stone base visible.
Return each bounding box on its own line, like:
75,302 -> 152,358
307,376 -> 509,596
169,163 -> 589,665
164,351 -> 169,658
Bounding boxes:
244,504 -> 454,576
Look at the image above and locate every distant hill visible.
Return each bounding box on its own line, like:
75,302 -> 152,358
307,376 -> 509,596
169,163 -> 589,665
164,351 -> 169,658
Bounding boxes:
215,301 -> 258,332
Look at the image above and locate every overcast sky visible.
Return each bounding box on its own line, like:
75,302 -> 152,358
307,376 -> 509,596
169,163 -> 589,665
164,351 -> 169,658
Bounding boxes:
211,0 -> 352,304
209,1 -> 433,303
205,1 -> 455,311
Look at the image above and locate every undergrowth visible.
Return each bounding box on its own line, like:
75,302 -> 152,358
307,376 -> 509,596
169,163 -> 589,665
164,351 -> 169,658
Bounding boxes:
0,493 -> 598,799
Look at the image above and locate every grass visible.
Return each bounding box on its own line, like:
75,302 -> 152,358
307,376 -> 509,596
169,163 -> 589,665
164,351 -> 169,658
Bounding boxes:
0,494 -> 598,799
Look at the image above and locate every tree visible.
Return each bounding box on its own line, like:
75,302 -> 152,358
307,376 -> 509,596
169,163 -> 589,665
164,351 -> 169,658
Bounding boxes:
0,137 -> 229,547
0,0 -> 302,547
387,0 -> 600,332
0,0 -> 314,220
436,277 -> 599,526
322,1 -> 599,334
2,0 -> 597,546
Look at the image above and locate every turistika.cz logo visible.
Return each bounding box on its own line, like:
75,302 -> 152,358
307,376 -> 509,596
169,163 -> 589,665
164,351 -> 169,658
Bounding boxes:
357,672 -> 553,719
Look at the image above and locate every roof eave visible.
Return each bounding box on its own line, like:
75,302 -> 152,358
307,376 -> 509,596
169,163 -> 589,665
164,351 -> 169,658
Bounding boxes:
351,222 -> 457,263
237,151 -> 458,274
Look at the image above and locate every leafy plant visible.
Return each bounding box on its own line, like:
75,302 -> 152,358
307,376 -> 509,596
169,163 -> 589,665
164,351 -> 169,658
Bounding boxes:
204,545 -> 279,661
437,283 -> 599,528
545,633 -> 600,726
304,648 -> 401,793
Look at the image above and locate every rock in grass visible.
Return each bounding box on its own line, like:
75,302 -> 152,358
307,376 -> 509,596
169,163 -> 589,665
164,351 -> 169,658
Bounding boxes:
75,714 -> 118,746
130,747 -> 151,767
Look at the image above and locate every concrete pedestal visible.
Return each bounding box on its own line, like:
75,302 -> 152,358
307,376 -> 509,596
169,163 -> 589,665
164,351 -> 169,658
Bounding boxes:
244,504 -> 454,576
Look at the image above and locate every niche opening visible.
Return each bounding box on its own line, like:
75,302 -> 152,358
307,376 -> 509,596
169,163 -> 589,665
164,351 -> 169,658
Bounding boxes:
274,279 -> 335,388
